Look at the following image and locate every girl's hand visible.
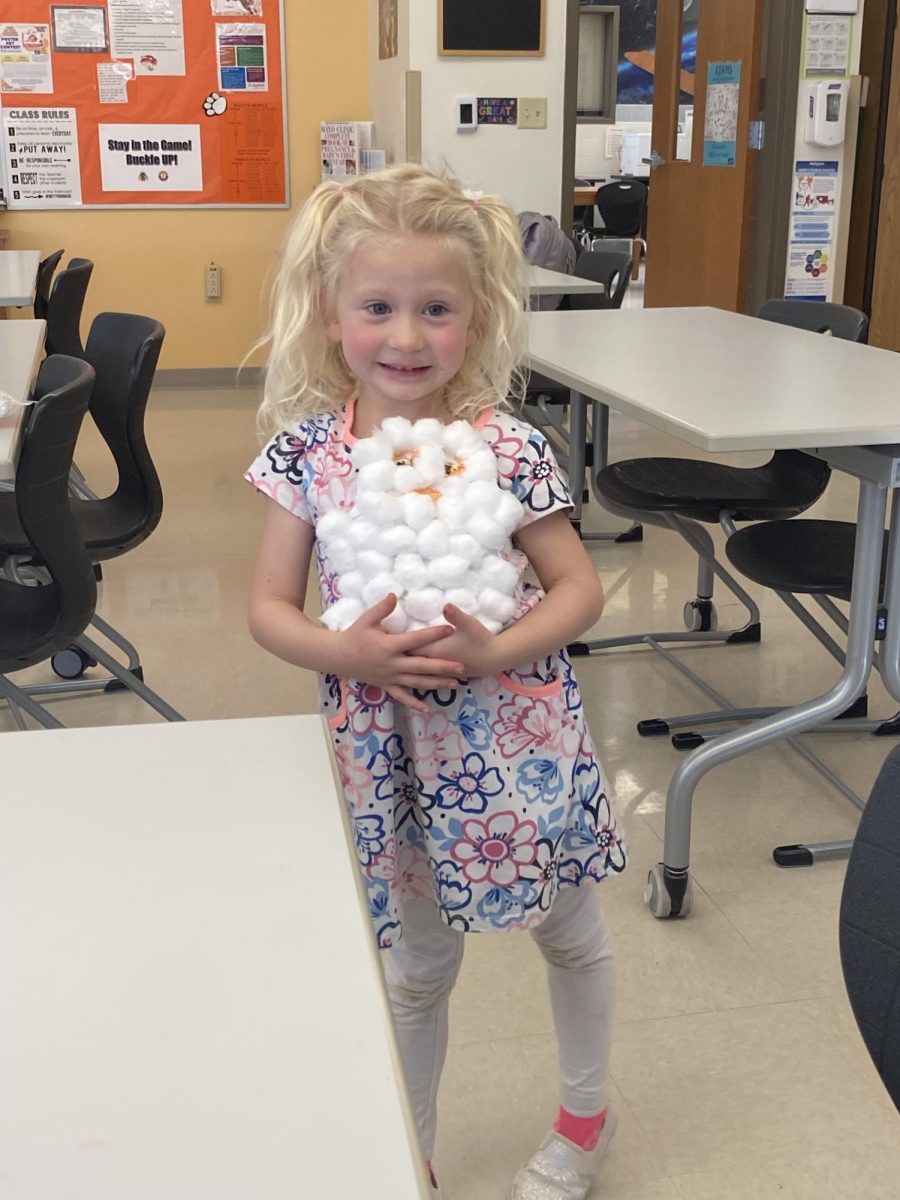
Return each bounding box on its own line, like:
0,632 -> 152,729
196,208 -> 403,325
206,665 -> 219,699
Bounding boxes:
417,604 -> 498,680
334,595 -> 465,715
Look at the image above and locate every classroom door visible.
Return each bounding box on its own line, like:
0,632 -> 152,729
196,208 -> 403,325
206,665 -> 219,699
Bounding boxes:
869,8 -> 900,351
644,0 -> 766,310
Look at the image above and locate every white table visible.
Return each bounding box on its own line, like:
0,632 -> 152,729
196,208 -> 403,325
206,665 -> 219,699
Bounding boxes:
0,319 -> 45,483
526,306 -> 900,917
527,264 -> 605,297
0,249 -> 40,307
0,716 -> 429,1199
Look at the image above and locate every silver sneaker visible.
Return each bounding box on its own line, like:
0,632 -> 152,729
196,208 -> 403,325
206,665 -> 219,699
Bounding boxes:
509,1111 -> 618,1200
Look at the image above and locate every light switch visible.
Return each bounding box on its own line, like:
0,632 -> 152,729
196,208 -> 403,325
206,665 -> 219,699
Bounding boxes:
518,98 -> 547,129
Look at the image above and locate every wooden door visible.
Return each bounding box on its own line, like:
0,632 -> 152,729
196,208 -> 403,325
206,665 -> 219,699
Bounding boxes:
644,0 -> 766,310
870,11 -> 900,350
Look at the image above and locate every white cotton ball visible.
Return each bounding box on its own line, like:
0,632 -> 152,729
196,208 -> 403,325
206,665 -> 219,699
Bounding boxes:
411,418 -> 445,446
348,518 -> 380,548
351,431 -> 392,468
381,416 -> 416,447
356,490 -> 404,526
478,555 -> 520,593
405,587 -> 446,622
467,511 -> 508,552
339,570 -> 365,598
463,570 -> 484,594
361,573 -> 402,608
435,494 -> 470,532
402,491 -> 436,531
316,509 -> 352,544
413,444 -> 446,485
357,460 -> 396,492
459,448 -> 498,484
393,464 -> 431,494
445,587 -> 479,614
495,489 -> 524,536
380,600 -> 408,634
394,552 -> 430,592
320,597 -> 365,631
377,524 -> 419,556
443,421 -> 481,456
357,549 -> 392,578
477,616 -> 504,635
478,587 -> 517,624
326,537 -> 357,573
449,533 -> 483,565
428,554 -> 469,589
418,521 -> 451,560
465,480 -> 500,511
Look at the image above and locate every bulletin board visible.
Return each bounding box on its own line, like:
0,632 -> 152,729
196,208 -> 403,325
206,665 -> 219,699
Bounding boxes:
0,1 -> 288,209
438,0 -> 545,57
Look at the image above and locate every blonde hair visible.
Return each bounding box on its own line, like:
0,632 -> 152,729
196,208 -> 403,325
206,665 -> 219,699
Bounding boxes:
256,163 -> 528,437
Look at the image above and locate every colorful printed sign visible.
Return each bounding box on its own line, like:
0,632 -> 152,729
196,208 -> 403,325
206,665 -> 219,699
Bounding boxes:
477,97 -> 517,125
703,61 -> 741,167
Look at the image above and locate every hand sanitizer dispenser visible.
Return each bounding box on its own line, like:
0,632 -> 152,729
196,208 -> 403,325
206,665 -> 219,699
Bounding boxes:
806,80 -> 849,147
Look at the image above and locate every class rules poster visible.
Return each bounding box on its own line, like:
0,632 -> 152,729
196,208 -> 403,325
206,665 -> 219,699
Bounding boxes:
1,1 -> 287,208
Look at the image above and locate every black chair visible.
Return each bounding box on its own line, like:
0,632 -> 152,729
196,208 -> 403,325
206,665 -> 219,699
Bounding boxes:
0,356 -> 97,731
32,249 -> 65,321
45,257 -> 94,357
582,180 -> 648,275
567,248 -> 634,311
840,742 -> 900,1113
0,313 -> 183,722
586,300 -> 868,657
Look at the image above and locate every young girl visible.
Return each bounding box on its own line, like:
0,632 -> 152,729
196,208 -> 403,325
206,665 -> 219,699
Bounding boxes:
246,164 -> 627,1200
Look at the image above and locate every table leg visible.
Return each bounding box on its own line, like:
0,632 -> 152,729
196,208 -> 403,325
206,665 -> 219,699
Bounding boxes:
567,390 -> 587,530
878,491 -> 900,702
649,476 -> 888,918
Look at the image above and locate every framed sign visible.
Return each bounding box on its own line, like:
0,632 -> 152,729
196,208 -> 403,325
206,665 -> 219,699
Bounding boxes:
439,0 -> 545,57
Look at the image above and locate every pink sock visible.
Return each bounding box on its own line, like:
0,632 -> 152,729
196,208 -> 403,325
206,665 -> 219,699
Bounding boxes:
554,1106 -> 608,1151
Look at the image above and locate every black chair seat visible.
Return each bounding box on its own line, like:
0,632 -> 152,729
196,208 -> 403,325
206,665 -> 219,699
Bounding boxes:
0,578 -> 70,669
0,493 -> 153,562
597,450 -> 830,523
725,519 -> 888,602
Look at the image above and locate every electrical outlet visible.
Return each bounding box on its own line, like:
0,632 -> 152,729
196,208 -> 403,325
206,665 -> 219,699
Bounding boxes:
205,263 -> 222,301
518,98 -> 547,129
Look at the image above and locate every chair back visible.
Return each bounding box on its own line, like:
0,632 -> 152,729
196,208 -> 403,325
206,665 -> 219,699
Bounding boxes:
757,299 -> 868,343
569,249 -> 634,311
45,257 -> 94,357
33,249 -> 65,321
840,743 -> 900,1113
595,181 -> 648,238
79,312 -> 166,557
0,356 -> 97,670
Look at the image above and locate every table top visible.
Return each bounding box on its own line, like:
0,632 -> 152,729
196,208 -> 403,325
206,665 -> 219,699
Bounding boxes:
527,264 -> 605,296
0,716 -> 428,1199
574,185 -> 598,205
527,306 -> 900,453
0,249 -> 40,306
0,319 -> 45,483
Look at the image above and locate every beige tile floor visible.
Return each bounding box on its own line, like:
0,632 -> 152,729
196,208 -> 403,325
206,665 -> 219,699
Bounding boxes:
6,375 -> 900,1197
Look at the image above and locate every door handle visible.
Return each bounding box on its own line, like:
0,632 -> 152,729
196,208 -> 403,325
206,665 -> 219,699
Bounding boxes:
642,149 -> 667,171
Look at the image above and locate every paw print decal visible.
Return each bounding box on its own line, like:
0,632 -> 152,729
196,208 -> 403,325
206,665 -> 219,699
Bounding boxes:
203,93 -> 227,117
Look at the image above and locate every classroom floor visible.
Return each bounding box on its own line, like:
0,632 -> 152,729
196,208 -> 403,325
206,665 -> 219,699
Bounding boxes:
8,367 -> 900,1198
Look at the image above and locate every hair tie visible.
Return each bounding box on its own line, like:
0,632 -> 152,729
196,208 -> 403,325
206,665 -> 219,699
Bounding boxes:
471,197 -> 480,208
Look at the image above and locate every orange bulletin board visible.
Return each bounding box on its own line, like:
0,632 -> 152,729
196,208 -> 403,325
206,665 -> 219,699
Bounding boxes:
1,1 -> 288,208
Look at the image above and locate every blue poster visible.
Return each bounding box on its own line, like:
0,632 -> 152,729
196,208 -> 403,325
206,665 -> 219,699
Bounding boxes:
703,61 -> 741,167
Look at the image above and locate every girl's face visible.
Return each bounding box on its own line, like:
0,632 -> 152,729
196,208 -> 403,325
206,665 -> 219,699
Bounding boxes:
326,234 -> 477,425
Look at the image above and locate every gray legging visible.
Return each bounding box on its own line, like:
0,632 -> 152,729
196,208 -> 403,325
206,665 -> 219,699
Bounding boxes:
384,885 -> 616,1159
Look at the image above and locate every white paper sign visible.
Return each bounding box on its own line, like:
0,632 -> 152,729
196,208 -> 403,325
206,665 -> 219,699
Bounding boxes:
108,0 -> 185,76
97,62 -> 133,104
99,123 -> 202,191
0,25 -> 53,94
3,106 -> 82,207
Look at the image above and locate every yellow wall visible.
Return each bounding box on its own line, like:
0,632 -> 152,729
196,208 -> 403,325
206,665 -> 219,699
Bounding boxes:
4,2 -> 370,370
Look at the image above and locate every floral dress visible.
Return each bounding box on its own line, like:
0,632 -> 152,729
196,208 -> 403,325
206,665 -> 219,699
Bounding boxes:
246,403 -> 627,948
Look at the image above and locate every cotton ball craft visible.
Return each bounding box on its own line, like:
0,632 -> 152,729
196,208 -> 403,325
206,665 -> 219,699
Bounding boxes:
317,416 -> 524,634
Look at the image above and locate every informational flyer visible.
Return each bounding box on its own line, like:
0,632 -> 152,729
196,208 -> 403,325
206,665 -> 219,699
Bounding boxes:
51,6 -> 109,53
703,61 -> 741,167
97,62 -> 133,104
99,123 -> 202,191
108,0 -> 186,76
0,25 -> 53,94
218,103 -> 282,203
805,15 -> 852,77
785,160 -> 839,300
217,23 -> 268,91
793,159 -> 838,214
3,106 -> 82,206
212,0 -> 263,13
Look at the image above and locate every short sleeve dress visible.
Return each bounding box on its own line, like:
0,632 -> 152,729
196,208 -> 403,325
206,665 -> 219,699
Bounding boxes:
246,401 -> 627,948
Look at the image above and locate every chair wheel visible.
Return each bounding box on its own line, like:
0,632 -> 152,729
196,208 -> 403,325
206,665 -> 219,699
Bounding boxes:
51,646 -> 96,679
643,865 -> 694,918
684,599 -> 716,632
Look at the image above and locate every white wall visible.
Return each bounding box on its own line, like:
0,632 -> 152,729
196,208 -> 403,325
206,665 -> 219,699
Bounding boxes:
370,0 -> 570,220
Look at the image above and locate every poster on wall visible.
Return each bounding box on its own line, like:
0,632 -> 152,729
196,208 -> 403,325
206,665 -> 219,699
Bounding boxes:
785,159 -> 839,300
1,0 -> 287,208
607,0 -> 697,104
378,0 -> 398,60
804,14 -> 852,77
702,61 -> 741,167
